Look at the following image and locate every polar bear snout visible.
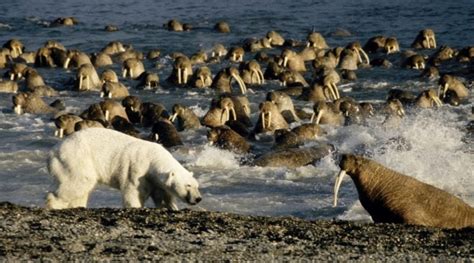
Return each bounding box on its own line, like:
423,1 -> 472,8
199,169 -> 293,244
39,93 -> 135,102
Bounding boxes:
185,186 -> 202,205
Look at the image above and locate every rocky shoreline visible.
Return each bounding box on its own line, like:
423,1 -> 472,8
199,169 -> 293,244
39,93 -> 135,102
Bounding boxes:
0,202 -> 472,261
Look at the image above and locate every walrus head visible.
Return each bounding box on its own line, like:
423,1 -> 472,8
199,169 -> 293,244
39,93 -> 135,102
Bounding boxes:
333,154 -> 363,207
12,92 -> 28,114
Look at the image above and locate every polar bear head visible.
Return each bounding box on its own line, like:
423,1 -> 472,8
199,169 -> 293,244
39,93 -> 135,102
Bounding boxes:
165,171 -> 202,205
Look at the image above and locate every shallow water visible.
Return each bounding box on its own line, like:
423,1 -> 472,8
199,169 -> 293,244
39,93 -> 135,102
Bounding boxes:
0,0 -> 472,220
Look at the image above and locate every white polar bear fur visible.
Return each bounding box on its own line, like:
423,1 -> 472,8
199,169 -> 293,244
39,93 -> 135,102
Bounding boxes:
46,128 -> 201,209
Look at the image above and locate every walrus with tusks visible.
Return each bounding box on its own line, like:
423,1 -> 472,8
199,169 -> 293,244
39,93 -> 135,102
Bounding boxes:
334,154 -> 474,229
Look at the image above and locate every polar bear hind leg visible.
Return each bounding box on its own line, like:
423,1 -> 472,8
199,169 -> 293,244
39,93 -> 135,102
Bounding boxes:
46,157 -> 97,209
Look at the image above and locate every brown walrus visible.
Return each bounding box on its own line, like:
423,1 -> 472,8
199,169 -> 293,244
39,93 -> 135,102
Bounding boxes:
54,114 -> 83,138
207,126 -> 250,154
334,154 -> 474,229
252,144 -> 333,168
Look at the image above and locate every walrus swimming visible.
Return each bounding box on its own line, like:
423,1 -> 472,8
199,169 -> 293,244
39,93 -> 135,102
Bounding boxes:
252,144 -> 333,168
333,154 -> 474,229
207,126 -> 250,154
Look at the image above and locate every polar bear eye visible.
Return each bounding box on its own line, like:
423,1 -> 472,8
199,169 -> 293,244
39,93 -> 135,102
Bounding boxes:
185,184 -> 191,188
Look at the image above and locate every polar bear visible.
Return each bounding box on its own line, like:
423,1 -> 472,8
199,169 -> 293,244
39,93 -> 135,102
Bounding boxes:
46,128 -> 201,210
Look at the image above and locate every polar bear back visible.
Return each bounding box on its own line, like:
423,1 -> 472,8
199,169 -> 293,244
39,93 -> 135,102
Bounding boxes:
48,128 -> 191,187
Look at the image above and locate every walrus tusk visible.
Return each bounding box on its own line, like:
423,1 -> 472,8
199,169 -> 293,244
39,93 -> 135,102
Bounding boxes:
355,49 -> 363,64
183,68 -> 188,84
55,128 -> 64,138
261,112 -> 266,129
221,108 -> 229,124
232,53 -> 236,62
177,68 -> 182,84
170,113 -> 178,122
311,110 -> 323,124
283,56 -> 288,67
79,76 -> 83,90
333,170 -> 347,207
306,42 -> 311,47
243,105 -> 250,116
433,95 -> 443,107
359,48 -> 370,65
266,112 -> 272,129
63,57 -> 71,69
86,75 -> 90,90
327,84 -> 337,101
431,37 -> 437,49
200,75 -> 205,87
108,92 -> 112,99
13,105 -> 22,115
122,68 -> 127,78
398,108 -> 405,117
440,83 -> 449,99
251,69 -> 259,84
230,107 -> 237,121
258,69 -> 265,84
10,73 -> 14,80
331,83 -> 340,100
100,92 -> 104,98
104,110 -> 110,121
231,73 -> 247,94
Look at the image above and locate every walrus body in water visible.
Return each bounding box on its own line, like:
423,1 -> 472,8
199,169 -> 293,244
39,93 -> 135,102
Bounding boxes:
252,144 -> 333,168
334,154 -> 474,229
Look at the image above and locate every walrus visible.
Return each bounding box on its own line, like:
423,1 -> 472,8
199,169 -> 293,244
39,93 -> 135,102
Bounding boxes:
63,49 -> 92,69
100,81 -> 129,99
74,120 -> 104,132
75,63 -> 102,91
226,47 -> 245,63
274,123 -> 323,149
214,21 -> 231,33
54,114 -> 83,138
266,91 -> 300,123
99,100 -> 129,123
122,58 -> 145,80
0,80 -> 18,93
252,144 -> 333,168
141,102 -> 168,128
207,126 -> 250,154
150,118 -> 183,148
333,154 -> 474,229
253,101 -> 289,134
266,30 -> 285,46
240,60 -> 265,85
5,63 -> 27,80
12,92 -> 57,115
170,104 -> 201,131
50,17 -> 78,27
411,28 -> 436,49
136,71 -> 160,90
121,96 -> 143,124
202,97 -> 237,128
190,67 -> 212,89
111,116 -> 140,138
438,74 -> 469,100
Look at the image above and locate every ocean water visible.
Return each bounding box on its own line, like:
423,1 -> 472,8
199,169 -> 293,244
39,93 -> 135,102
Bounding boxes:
0,0 -> 472,221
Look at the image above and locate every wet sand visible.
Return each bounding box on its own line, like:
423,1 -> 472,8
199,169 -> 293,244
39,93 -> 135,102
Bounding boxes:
0,202 -> 472,261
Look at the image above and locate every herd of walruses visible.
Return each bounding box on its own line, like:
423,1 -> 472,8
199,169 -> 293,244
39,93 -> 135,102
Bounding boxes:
0,17 -> 472,228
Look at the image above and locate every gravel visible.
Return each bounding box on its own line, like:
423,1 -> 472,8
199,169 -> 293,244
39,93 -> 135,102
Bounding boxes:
0,202 -> 472,261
